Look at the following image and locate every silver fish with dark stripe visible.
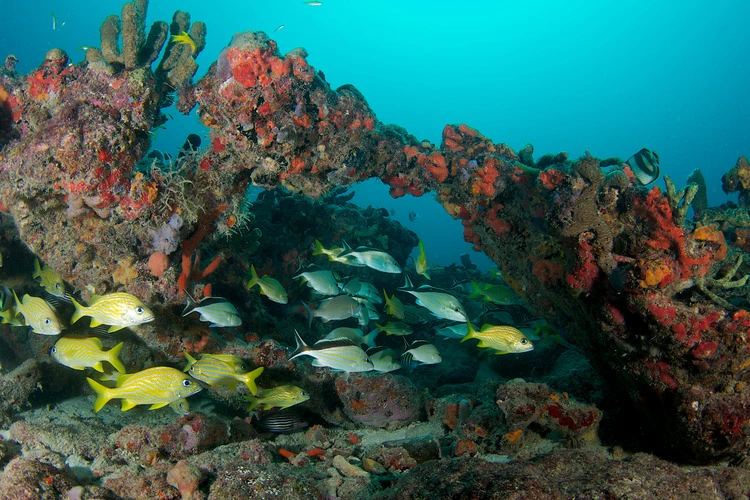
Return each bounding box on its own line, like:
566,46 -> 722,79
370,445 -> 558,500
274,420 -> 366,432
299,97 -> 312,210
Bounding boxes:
626,148 -> 660,185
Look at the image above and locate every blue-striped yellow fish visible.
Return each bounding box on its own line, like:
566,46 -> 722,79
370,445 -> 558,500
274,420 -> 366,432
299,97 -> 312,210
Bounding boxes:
70,292 -> 154,332
33,258 -> 67,299
247,265 -> 288,304
375,321 -> 413,337
290,330 -> 373,373
86,366 -> 201,411
415,240 -> 430,280
461,321 -> 534,354
245,385 -> 309,411
184,352 -> 264,395
51,336 -> 126,373
12,290 -> 62,335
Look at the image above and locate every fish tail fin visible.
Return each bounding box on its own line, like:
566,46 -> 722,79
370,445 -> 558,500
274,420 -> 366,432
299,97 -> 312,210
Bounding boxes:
290,329 -> 309,359
183,352 -> 198,372
33,258 -> 42,279
311,239 -> 325,256
70,297 -> 85,325
399,274 -> 414,290
107,342 -> 127,374
461,320 -> 477,343
241,367 -> 264,395
247,265 -> 259,290
87,377 -> 113,412
363,328 -> 380,348
301,301 -> 313,329
181,289 -> 198,316
246,396 -> 260,412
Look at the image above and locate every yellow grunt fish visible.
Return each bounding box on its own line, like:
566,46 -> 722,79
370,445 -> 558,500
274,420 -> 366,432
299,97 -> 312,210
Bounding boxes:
33,258 -> 67,299
70,292 -> 154,332
415,240 -> 430,280
51,336 -> 126,373
312,239 -> 360,265
461,321 -> 534,354
12,290 -> 62,335
469,281 -> 520,305
171,31 -> 196,53
185,353 -> 264,395
247,265 -> 288,304
183,352 -> 246,373
87,366 -> 202,412
245,385 -> 309,411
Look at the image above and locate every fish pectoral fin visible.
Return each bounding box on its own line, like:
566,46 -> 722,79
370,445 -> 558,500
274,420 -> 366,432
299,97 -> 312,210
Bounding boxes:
494,351 -> 510,355
69,365 -> 87,371
476,341 -> 490,348
108,325 -> 125,333
120,399 -> 138,411
149,403 -> 169,410
89,318 -> 102,328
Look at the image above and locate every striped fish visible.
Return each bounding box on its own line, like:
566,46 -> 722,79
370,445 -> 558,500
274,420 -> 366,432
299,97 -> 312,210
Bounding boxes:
51,336 -> 126,373
12,290 -> 62,335
245,385 -> 309,411
86,366 -> 202,412
461,321 -> 534,355
255,408 -> 309,433
33,258 -> 68,300
402,340 -> 442,369
70,293 -> 154,332
626,148 -> 660,185
290,330 -> 373,373
185,353 -> 264,395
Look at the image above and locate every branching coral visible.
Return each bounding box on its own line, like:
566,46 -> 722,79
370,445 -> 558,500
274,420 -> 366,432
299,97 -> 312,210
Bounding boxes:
664,176 -> 698,227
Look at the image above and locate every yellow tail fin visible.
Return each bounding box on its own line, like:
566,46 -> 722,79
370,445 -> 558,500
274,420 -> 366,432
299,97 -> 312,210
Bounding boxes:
241,366 -> 264,395
87,377 -> 112,412
107,342 -> 126,374
247,265 -> 260,290
460,321 -> 477,343
70,297 -> 85,325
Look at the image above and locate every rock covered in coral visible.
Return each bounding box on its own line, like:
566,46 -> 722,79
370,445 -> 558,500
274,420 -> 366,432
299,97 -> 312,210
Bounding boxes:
722,156 -> 750,208
335,373 -> 421,428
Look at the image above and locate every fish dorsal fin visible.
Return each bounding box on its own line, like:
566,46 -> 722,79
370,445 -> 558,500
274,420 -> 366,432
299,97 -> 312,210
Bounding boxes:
89,295 -> 102,305
290,330 -> 309,359
312,338 -> 357,349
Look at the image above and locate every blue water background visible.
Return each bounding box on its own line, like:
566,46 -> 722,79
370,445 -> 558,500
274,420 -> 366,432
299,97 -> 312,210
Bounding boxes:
2,1 -> 749,271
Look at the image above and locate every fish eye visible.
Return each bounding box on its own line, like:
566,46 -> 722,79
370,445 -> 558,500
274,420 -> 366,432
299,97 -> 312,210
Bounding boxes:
182,379 -> 192,387
44,319 -> 51,325
136,307 -> 144,314
241,363 -> 247,371
50,347 -> 56,354
521,339 -> 528,344
301,391 -> 308,397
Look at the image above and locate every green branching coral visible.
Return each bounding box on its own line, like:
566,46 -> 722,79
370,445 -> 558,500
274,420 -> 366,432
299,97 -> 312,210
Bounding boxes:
664,176 -> 698,227
691,253 -> 750,310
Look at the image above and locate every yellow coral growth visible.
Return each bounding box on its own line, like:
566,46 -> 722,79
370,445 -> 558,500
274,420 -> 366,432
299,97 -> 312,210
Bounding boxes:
639,259 -> 673,288
693,223 -> 727,260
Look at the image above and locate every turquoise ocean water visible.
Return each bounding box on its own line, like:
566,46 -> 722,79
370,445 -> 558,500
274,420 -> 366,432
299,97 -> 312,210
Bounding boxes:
2,0 -> 749,270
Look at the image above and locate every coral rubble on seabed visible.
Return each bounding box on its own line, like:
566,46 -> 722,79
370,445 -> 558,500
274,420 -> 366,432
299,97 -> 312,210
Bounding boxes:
1,0 -> 750,497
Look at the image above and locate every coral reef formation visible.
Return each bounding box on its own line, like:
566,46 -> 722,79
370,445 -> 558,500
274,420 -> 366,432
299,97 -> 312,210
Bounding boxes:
0,6 -> 750,496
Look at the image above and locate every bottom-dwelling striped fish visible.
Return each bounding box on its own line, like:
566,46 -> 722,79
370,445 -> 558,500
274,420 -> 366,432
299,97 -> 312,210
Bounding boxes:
86,366 -> 202,412
255,408 -> 309,434
461,321 -> 534,354
290,330 -> 373,373
245,385 -> 309,411
51,336 -> 126,373
184,352 -> 264,395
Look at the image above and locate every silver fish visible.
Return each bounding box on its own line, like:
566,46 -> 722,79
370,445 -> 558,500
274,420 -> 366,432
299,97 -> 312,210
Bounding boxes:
303,295 -> 361,328
341,248 -> 402,274
342,278 -> 382,304
368,347 -> 401,373
402,340 -> 442,368
401,288 -> 467,322
323,327 -> 379,349
290,330 -> 373,373
182,290 -> 241,328
294,269 -> 340,296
